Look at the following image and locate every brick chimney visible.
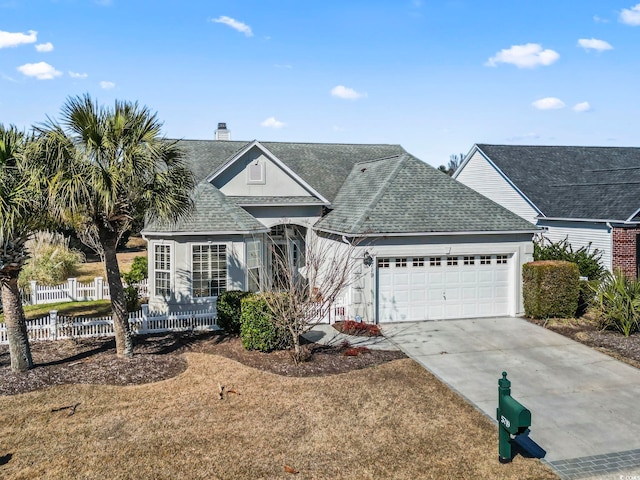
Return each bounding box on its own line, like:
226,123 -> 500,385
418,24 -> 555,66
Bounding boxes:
215,122 -> 230,141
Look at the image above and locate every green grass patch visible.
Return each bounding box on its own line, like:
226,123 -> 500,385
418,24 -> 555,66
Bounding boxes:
0,300 -> 112,322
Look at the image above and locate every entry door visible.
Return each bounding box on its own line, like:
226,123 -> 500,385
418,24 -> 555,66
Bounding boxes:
377,255 -> 511,322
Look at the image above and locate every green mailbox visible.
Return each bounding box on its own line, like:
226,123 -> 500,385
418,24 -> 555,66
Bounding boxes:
497,371 -> 531,463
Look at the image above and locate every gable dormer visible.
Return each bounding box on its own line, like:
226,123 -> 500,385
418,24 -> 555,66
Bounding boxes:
207,141 -> 328,202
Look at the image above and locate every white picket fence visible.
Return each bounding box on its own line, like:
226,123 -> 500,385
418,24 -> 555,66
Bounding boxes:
20,277 -> 149,306
0,304 -> 217,344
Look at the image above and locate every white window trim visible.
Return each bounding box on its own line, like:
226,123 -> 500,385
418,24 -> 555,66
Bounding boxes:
153,242 -> 172,298
190,242 -> 229,299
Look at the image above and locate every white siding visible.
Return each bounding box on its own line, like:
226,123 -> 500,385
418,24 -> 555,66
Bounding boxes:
456,150 -> 539,224
537,220 -> 612,272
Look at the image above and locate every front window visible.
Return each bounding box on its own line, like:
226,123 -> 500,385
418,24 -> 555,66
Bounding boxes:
154,244 -> 171,296
192,244 -> 227,297
247,239 -> 262,293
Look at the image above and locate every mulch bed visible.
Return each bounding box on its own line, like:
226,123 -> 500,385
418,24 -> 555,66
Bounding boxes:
0,331 -> 406,396
526,315 -> 640,368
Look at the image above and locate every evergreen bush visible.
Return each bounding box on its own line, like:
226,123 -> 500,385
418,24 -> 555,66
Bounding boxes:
523,260 -> 580,319
216,290 -> 250,334
533,235 -> 605,281
240,294 -> 292,352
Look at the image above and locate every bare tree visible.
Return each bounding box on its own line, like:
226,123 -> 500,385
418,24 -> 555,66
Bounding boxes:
260,228 -> 362,364
438,153 -> 464,176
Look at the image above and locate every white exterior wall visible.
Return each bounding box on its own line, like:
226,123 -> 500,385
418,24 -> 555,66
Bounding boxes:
456,150 -> 540,224
537,220 -> 613,272
353,233 -> 534,323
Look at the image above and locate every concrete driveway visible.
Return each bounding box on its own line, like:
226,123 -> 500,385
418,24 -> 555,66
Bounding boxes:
382,317 -> 640,480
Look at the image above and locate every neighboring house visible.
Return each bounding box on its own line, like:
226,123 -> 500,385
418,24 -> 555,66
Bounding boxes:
142,126 -> 538,323
454,144 -> 640,278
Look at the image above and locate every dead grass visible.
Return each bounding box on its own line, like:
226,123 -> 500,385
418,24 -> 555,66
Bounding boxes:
75,239 -> 147,284
0,355 -> 556,480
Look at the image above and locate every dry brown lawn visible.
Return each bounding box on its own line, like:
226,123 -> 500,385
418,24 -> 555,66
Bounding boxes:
75,238 -> 147,283
0,354 -> 556,480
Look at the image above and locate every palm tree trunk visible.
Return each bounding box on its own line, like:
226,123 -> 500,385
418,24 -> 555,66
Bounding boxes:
102,234 -> 133,357
1,274 -> 33,371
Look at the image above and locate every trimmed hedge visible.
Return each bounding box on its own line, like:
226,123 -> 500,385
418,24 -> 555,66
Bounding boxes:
240,294 -> 292,352
216,290 -> 250,334
523,260 -> 580,319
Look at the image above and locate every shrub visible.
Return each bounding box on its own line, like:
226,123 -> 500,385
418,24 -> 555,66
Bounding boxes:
533,235 -> 605,281
335,320 -> 381,337
217,290 -> 250,335
124,285 -> 140,312
592,270 -> 640,337
19,231 -> 85,290
240,294 -> 292,352
523,260 -> 580,319
122,256 -> 148,285
343,346 -> 370,357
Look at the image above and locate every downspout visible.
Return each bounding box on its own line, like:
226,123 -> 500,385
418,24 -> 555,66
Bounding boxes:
607,222 -> 613,272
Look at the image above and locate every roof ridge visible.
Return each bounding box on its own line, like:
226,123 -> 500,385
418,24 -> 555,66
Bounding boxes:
478,143 -> 640,150
354,154 -> 404,166
349,154 -> 410,232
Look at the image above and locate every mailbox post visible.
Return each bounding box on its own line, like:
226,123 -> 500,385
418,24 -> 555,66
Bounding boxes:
497,371 -> 531,463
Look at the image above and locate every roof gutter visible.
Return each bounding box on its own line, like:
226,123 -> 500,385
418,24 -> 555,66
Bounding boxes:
537,216 -> 640,225
314,227 -> 541,238
142,229 -> 269,237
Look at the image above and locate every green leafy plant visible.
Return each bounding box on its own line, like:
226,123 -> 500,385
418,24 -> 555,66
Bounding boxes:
123,285 -> 140,313
122,256 -> 148,285
217,290 -> 250,335
523,260 -> 580,319
534,235 -> 605,281
592,270 -> 640,337
240,294 -> 292,352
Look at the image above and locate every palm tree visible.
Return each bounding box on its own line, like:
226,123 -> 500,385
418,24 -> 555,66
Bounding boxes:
0,125 -> 40,371
35,95 -> 195,357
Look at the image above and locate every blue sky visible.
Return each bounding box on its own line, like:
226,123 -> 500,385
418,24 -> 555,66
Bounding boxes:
1,1 -> 639,167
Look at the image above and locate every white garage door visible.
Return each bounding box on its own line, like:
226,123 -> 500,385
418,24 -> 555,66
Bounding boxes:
377,255 -> 511,322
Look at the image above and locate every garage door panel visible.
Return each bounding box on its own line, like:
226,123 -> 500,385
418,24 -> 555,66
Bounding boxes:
378,254 -> 512,322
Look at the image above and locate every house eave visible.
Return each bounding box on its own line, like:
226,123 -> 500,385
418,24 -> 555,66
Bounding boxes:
142,229 -> 269,238
537,216 -> 640,225
314,227 -> 541,238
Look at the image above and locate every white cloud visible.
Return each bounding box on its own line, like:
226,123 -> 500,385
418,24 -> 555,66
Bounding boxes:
100,80 -> 115,89
532,97 -> 565,110
17,61 -> 61,80
211,16 -> 253,37
331,85 -> 366,100
0,29 -> 37,49
573,101 -> 591,112
261,117 -> 285,128
620,3 -> 640,25
35,42 -> 53,52
69,71 -> 88,79
578,38 -> 613,51
593,15 -> 609,23
486,43 -> 559,68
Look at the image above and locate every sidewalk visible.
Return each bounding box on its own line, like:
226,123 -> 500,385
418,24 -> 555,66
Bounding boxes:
303,323 -> 400,351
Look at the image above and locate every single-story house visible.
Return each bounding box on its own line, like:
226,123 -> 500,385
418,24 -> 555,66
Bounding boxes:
454,144 -> 640,278
142,126 -> 538,322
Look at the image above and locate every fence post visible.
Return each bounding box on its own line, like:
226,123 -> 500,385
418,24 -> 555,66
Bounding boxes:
95,277 -> 104,300
141,304 -> 149,334
30,280 -> 38,305
49,310 -> 58,340
68,277 -> 77,301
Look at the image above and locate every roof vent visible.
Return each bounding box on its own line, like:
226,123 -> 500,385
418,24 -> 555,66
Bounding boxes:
215,122 -> 230,141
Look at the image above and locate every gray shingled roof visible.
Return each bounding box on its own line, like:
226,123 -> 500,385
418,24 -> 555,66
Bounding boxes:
173,139 -> 406,203
477,144 -> 640,221
144,181 -> 267,234
315,154 -> 537,235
